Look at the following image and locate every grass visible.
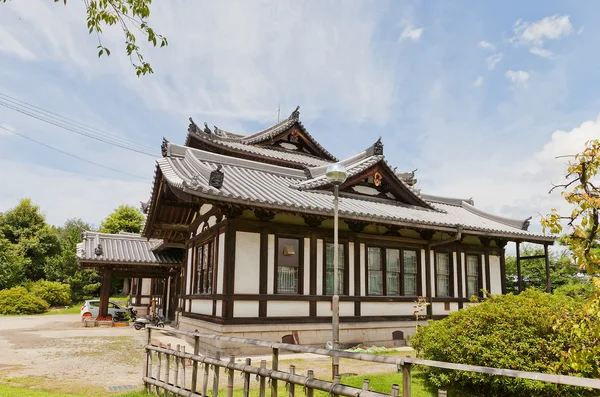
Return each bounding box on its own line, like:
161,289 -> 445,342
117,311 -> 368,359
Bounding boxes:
0,383 -> 149,397
42,305 -> 81,315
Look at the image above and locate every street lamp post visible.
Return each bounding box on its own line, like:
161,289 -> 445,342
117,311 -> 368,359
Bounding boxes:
326,163 -> 348,379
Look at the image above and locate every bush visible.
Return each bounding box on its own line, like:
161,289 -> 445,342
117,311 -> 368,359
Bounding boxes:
554,280 -> 597,299
27,280 -> 71,306
0,286 -> 49,315
410,289 -> 599,397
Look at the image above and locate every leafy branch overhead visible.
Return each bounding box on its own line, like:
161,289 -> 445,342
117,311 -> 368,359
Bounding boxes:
0,0 -> 168,76
542,139 -> 600,274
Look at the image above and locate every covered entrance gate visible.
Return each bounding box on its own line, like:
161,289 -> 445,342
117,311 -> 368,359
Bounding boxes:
77,231 -> 183,320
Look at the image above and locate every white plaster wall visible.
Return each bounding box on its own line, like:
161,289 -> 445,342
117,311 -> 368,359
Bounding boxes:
348,242 -> 355,296
199,204 -> 213,215
216,233 -> 225,294
141,297 -> 150,305
360,244 -> 365,296
234,301 -> 259,318
316,301 -> 354,317
430,251 -> 435,298
191,300 -> 213,315
481,254 -> 487,292
267,235 -> 275,294
207,215 -> 217,228
142,278 -> 151,295
453,252 -> 458,297
489,255 -> 502,295
216,301 -> 222,317
432,302 -> 459,314
234,232 -> 260,294
304,238 -> 310,295
362,302 -> 415,316
267,301 -> 309,317
460,253 -> 466,298
316,239 -> 323,295
186,248 -> 193,294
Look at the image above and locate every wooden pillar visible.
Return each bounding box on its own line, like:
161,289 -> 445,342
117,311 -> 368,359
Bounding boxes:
515,241 -> 522,293
544,244 -> 551,293
98,268 -> 112,318
259,227 -> 268,317
425,248 -> 432,318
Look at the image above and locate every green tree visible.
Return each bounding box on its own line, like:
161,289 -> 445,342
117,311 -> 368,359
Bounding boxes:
0,199 -> 60,281
0,231 -> 28,289
99,205 -> 145,234
0,0 -> 167,76
505,244 -> 580,293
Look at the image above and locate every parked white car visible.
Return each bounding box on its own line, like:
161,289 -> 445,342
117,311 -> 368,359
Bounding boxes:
80,300 -> 126,320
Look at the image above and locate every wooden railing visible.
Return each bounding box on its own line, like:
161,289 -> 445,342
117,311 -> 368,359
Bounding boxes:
144,326 -> 600,397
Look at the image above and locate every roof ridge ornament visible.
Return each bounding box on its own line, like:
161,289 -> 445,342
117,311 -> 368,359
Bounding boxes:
203,122 -> 213,136
209,164 -> 224,189
289,105 -> 300,121
188,117 -> 201,133
373,137 -> 383,156
214,125 -> 228,138
161,137 -> 169,157
140,200 -> 150,214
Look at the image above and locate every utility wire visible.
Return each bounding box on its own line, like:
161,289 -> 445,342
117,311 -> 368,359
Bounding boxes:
0,93 -> 159,157
0,124 -> 148,180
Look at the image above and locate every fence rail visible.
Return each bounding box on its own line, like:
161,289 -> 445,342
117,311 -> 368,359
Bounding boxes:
144,326 -> 600,397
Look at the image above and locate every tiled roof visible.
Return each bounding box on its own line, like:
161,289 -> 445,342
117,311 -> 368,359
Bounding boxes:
77,231 -> 183,265
156,143 -> 553,242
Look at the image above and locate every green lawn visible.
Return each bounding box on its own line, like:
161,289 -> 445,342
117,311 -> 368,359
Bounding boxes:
0,384 -> 148,397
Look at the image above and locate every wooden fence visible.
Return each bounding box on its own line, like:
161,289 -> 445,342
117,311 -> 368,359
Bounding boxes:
144,326 -> 600,397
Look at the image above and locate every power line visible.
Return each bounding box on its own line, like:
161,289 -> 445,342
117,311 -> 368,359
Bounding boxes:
0,124 -> 148,180
0,92 -> 159,157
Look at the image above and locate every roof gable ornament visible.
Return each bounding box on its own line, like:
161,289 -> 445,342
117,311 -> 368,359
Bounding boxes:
289,105 -> 300,120
161,138 -> 169,157
209,165 -> 224,189
140,201 -> 149,214
94,244 -> 103,256
373,137 -> 384,156
203,122 -> 212,136
188,117 -> 201,133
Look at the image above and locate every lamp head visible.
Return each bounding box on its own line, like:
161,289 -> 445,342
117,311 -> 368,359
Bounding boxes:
326,163 -> 348,186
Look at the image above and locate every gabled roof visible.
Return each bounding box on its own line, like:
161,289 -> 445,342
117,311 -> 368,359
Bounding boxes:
77,231 -> 183,266
148,142 -> 552,242
184,107 -> 338,166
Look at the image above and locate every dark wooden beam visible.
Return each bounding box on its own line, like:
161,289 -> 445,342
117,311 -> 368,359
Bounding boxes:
544,244 -> 551,293
516,241 -> 522,293
98,268 -> 112,318
154,223 -> 190,232
520,254 -> 546,260
259,227 -> 268,317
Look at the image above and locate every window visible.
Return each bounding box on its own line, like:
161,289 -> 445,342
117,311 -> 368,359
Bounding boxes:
325,243 -> 345,295
277,238 -> 300,294
466,255 -> 479,298
194,240 -> 214,294
435,252 -> 451,297
367,247 -> 383,295
367,247 -> 419,296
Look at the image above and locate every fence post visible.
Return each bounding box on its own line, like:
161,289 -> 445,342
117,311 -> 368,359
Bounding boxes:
391,384 -> 399,397
212,351 -> 221,397
402,363 -> 412,397
306,370 -> 314,397
288,365 -> 295,397
191,335 -> 200,392
145,328 -> 153,392
203,352 -> 210,397
243,358 -> 252,397
333,375 -> 340,397
227,355 -> 235,397
181,346 -> 186,388
259,360 -> 267,397
156,350 -> 162,394
174,345 -> 180,388
165,343 -> 171,396
362,380 -> 370,391
272,348 -> 279,397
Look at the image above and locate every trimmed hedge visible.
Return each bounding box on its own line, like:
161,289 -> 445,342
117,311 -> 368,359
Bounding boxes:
410,290 -> 598,397
0,286 -> 49,315
27,280 -> 71,306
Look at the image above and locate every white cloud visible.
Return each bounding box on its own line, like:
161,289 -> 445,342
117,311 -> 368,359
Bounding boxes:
529,47 -> 553,58
474,76 -> 484,87
512,15 -> 573,58
0,26 -> 36,61
486,53 -> 503,70
505,70 -> 530,87
0,123 -> 16,135
0,159 -> 149,226
400,25 -> 424,41
478,41 -> 495,51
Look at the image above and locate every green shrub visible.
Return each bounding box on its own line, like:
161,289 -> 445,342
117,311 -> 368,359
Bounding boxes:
27,280 -> 71,306
554,280 -> 597,299
410,289 -> 598,397
0,286 -> 49,315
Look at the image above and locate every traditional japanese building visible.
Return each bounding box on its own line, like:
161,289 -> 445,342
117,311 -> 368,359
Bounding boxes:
139,107 -> 553,352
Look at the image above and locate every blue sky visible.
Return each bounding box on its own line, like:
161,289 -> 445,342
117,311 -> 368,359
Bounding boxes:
0,0 -> 599,234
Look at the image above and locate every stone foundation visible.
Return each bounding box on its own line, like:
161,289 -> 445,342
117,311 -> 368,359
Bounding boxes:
175,314 -> 418,355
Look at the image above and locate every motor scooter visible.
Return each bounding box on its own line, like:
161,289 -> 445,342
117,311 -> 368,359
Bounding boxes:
133,313 -> 164,330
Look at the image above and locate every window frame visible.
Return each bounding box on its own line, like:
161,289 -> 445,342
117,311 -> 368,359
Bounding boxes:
465,253 -> 483,298
364,244 -> 422,297
274,235 -> 304,295
322,240 -> 349,295
192,237 -> 216,295
434,250 -> 454,297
